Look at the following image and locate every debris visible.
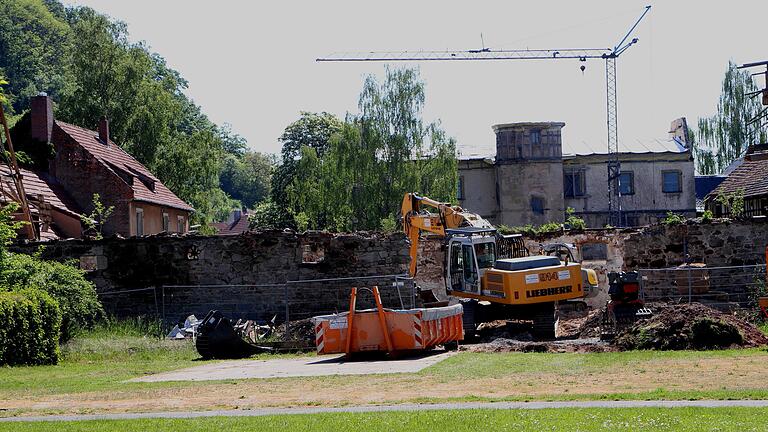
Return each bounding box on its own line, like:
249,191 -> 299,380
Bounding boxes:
614,303 -> 768,350
166,314 -> 200,339
195,310 -> 275,359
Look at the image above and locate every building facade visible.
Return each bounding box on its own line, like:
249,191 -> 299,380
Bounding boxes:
458,120 -> 696,227
8,95 -> 194,238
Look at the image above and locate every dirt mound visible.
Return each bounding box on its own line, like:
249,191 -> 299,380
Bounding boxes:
614,303 -> 768,351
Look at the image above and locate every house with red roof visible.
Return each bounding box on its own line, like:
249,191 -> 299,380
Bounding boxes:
6,95 -> 194,239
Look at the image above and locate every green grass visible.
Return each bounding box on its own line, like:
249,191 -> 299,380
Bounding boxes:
423,348 -> 766,379
3,408 -> 768,431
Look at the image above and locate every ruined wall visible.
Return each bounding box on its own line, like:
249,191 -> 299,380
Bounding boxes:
623,220 -> 768,268
415,220 -> 768,310
11,231 -> 410,323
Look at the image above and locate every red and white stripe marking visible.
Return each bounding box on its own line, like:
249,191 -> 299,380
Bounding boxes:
413,315 -> 422,348
315,323 -> 325,353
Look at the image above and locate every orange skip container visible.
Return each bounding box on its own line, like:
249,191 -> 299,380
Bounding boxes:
312,287 -> 463,355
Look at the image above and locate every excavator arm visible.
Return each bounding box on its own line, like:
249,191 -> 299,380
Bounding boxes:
401,193 -> 492,277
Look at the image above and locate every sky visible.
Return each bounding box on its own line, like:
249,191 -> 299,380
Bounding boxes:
63,1 -> 767,157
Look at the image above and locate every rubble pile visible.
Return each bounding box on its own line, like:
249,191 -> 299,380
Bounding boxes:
273,318 -> 315,346
614,303 -> 768,351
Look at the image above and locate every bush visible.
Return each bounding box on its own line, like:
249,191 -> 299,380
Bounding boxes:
565,207 -> 587,231
662,212 -> 685,225
1,253 -> 104,341
0,288 -> 61,365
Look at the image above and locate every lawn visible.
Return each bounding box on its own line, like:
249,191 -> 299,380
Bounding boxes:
3,324 -> 768,417
3,408 -> 768,431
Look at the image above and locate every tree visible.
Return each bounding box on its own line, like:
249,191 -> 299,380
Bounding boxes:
284,67 -> 458,231
0,0 -> 71,113
691,61 -> 768,174
271,112 -> 342,210
219,151 -> 275,209
80,193 -> 114,239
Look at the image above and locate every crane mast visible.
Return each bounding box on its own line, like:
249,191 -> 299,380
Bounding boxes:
318,6 -> 651,227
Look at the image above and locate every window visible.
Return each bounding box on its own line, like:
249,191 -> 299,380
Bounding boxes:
462,244 -> 478,284
530,129 -> 541,145
177,215 -> 185,234
662,170 -> 682,193
531,196 -> 545,214
135,208 -> 144,236
457,176 -> 465,200
162,212 -> 169,232
474,242 -> 496,269
618,172 -> 634,195
564,171 -> 586,197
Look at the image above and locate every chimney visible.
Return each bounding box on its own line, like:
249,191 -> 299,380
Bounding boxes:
30,94 -> 53,143
98,116 -> 109,146
668,117 -> 690,149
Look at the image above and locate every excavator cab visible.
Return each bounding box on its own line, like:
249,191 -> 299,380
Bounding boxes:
445,228 -> 497,295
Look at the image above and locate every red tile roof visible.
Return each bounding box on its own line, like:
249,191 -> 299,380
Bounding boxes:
56,121 -> 194,212
707,154 -> 768,200
213,211 -> 251,235
0,164 -> 81,217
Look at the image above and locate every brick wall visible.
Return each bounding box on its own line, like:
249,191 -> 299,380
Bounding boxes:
12,231 -> 411,323
50,124 -> 134,236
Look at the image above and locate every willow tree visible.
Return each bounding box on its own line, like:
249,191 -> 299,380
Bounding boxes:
285,67 -> 458,231
692,61 -> 768,174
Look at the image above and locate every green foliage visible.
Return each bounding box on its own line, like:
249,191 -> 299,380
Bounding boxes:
497,222 -> 562,236
248,200 -> 292,231
279,67 -> 457,231
662,212 -> 686,225
0,0 -> 71,113
564,207 -> 586,231
715,189 -> 745,218
0,288 -> 61,365
0,202 -> 26,249
380,214 -> 398,233
219,151 -> 275,208
0,253 -> 104,341
80,193 -> 114,239
1,1 -> 254,230
691,62 -> 768,175
701,209 -> 714,223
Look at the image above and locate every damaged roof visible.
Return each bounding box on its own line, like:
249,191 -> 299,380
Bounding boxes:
56,121 -> 194,212
0,164 -> 82,218
707,152 -> 768,200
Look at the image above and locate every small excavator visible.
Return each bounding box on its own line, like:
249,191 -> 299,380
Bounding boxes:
402,193 -> 599,339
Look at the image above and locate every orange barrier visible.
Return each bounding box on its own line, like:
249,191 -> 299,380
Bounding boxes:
312,286 -> 463,355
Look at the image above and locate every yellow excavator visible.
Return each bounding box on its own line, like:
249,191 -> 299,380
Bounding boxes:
402,192 -> 598,339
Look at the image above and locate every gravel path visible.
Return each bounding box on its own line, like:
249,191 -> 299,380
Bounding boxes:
4,400 -> 768,422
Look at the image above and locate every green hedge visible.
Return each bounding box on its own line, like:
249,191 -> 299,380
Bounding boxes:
1,253 -> 104,340
0,289 -> 61,365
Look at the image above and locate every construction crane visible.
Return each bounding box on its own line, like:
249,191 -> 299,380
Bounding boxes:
318,5 -> 652,227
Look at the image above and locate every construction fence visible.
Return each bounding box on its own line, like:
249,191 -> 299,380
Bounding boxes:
638,264 -> 766,310
97,274 -> 415,336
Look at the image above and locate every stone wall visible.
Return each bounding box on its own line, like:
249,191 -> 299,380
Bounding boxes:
12,231 -> 411,323
415,220 -> 768,309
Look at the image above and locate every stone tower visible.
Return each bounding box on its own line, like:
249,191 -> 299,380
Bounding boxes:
493,122 -> 566,226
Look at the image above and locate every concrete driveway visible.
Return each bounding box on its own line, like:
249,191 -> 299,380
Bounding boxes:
130,350 -> 455,382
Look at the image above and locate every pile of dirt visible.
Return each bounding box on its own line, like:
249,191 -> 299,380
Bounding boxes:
614,303 -> 768,351
559,309 -> 602,339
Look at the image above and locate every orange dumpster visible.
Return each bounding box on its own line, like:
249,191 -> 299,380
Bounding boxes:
312,299 -> 463,355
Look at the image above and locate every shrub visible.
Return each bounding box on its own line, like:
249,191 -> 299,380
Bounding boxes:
662,212 -> 685,225
701,209 -> 714,223
0,288 -> 61,365
1,253 -> 104,341
565,207 -> 587,231
249,200 -> 292,230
